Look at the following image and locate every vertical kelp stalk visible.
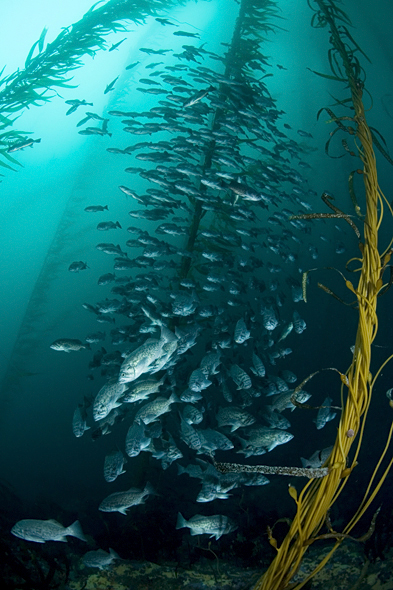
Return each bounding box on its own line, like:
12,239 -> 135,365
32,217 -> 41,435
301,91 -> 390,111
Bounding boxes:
178,0 -> 279,282
254,1 -> 393,589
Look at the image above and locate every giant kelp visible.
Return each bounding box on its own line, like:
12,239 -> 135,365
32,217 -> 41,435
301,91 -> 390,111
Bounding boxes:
3,0 -> 381,583
253,1 -> 393,589
0,0 -> 187,176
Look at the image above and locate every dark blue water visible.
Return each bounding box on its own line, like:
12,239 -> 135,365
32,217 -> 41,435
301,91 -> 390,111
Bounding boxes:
1,0 -> 393,581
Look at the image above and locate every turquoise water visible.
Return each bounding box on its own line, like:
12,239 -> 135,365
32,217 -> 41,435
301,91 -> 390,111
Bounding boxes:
1,0 -> 393,582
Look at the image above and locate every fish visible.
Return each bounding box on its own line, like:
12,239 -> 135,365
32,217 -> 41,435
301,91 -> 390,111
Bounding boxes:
250,352 -> 266,377
297,129 -> 313,138
263,407 -> 291,430
99,482 -> 155,514
216,406 -> 255,432
171,291 -> 199,316
188,368 -> 212,392
200,351 -> 221,376
79,122 -> 112,137
179,416 -> 203,450
83,548 -> 120,569
267,389 -> 311,413
97,221 -> 122,231
96,243 -> 128,256
118,331 -> 166,384
93,378 -> 127,421
183,86 -> 215,108
134,392 -> 179,425
98,273 -> 116,286
104,449 -> 126,482
314,396 -> 337,430
234,318 -> 251,344
68,261 -> 88,272
176,513 -> 237,540
50,338 -> 90,353
238,427 -> 294,457
155,17 -> 176,25
7,138 -> 41,153
123,376 -> 165,404
85,205 -> 109,212
139,47 -> 171,55
72,406 -> 90,438
182,404 -> 204,425
229,364 -> 252,390
301,446 -> 333,468
104,77 -> 119,94
109,38 -> 126,52
277,322 -> 293,342
85,331 -> 106,343
293,311 -> 306,334
263,307 -> 279,331
125,421 -> 152,457
198,428 -> 234,453
125,61 -> 140,70
65,99 -> 93,115
173,30 -> 201,38
11,519 -> 86,543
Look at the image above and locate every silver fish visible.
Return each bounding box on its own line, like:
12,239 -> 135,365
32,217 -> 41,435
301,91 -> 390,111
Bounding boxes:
301,446 -> 333,468
118,326 -> 176,383
180,416 -> 203,450
216,406 -> 255,432
238,427 -> 294,457
93,378 -> 126,421
263,407 -> 291,430
293,311 -> 306,334
68,261 -> 88,272
199,351 -> 221,376
104,449 -> 126,482
234,318 -> 251,344
85,205 -> 109,212
262,307 -> 278,331
314,396 -> 337,430
50,338 -> 89,353
11,519 -> 86,543
134,393 -> 179,425
188,368 -> 212,392
277,322 -> 293,342
230,364 -> 252,390
72,406 -> 90,438
99,482 -> 155,514
176,512 -> 237,540
118,339 -> 163,384
268,389 -> 311,413
125,422 -> 152,457
182,404 -> 204,425
198,428 -> 234,453
83,548 -> 120,569
85,331 -> 106,343
250,352 -> 266,377
122,376 -> 165,403
281,370 -> 297,384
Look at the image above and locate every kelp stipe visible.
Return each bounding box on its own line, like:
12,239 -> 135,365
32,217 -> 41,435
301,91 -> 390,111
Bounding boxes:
254,1 -> 393,589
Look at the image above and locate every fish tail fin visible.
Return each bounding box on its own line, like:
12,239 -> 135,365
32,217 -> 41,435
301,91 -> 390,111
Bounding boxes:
67,520 -> 86,542
169,392 -> 180,404
109,547 -> 121,559
144,481 -> 157,496
176,512 -> 187,530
